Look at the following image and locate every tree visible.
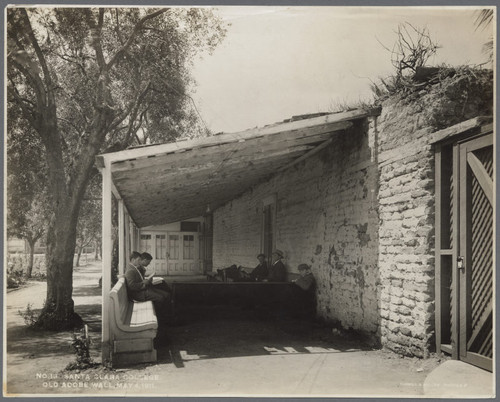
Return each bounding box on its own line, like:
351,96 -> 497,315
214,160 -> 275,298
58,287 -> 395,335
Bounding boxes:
7,196 -> 48,278
7,103 -> 49,278
7,7 -> 226,329
383,23 -> 440,84
75,177 -> 101,267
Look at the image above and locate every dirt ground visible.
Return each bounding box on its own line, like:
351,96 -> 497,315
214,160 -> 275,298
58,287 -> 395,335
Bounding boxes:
4,260 -> 445,397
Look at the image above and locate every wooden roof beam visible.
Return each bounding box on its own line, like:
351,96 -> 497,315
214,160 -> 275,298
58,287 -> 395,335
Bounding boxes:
100,109 -> 370,165
277,137 -> 334,173
112,145 -> 315,185
109,121 -> 351,173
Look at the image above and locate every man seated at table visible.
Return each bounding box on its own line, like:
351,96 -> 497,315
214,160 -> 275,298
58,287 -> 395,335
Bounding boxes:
215,264 -> 241,282
248,253 -> 269,282
264,249 -> 286,282
124,251 -> 170,339
291,263 -> 316,318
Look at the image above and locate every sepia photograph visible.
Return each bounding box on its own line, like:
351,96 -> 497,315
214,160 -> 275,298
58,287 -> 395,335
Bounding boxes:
3,3 -> 496,397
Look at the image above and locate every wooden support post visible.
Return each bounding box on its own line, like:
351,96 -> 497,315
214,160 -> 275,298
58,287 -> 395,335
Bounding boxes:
100,159 -> 113,365
435,145 -> 442,354
125,212 -> 130,265
118,200 -> 126,276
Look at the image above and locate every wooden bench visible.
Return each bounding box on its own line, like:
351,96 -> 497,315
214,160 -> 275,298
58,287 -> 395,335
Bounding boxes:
109,278 -> 158,367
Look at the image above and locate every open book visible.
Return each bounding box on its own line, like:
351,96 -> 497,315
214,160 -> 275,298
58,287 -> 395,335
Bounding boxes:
146,272 -> 163,285
151,277 -> 164,285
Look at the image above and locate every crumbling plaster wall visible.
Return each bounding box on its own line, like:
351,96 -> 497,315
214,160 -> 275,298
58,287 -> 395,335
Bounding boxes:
213,120 -> 381,337
376,69 -> 493,357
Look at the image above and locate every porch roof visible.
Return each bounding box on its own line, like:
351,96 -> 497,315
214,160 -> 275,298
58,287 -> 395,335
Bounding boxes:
96,108 -> 376,227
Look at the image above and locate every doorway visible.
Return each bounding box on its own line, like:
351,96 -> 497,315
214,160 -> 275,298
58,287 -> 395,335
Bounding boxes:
435,132 -> 493,371
140,231 -> 201,276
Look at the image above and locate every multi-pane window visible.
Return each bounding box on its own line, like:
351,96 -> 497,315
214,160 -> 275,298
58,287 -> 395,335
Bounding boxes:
155,234 -> 166,259
183,235 -> 195,259
140,234 -> 152,254
168,235 -> 180,259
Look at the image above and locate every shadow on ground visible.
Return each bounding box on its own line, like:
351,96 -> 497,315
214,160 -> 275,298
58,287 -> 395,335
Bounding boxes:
72,284 -> 102,298
156,305 -> 373,366
7,302 -> 103,361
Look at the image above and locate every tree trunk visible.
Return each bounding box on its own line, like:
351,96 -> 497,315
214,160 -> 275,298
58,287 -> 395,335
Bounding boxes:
26,238 -> 35,278
94,240 -> 99,261
36,204 -> 83,330
76,245 -> 82,267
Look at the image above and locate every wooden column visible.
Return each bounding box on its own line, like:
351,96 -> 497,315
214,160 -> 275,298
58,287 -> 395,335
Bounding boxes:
434,145 -> 442,354
118,200 -> 126,276
100,158 -> 113,365
134,226 -> 139,251
125,212 -> 130,265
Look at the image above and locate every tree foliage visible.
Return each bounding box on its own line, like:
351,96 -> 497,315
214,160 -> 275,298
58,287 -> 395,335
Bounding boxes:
75,176 -> 102,267
7,102 -> 49,277
7,7 -> 227,330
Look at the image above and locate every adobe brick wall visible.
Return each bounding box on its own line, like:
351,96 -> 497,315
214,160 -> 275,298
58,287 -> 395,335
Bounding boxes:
213,119 -> 381,338
212,68 -> 493,358
376,102 -> 436,357
376,69 -> 493,357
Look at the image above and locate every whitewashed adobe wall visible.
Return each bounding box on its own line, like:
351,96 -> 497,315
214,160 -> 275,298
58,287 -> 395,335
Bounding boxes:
212,67 -> 494,358
213,119 -> 381,339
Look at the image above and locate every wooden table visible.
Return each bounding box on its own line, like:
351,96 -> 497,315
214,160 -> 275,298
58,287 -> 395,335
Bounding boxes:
169,281 -> 299,317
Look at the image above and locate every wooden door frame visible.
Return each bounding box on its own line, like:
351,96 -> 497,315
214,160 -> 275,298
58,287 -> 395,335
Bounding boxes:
165,231 -> 200,275
435,129 -> 494,372
458,134 -> 493,371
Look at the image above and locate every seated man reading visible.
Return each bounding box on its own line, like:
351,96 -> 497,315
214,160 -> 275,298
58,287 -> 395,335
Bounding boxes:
124,251 -> 170,339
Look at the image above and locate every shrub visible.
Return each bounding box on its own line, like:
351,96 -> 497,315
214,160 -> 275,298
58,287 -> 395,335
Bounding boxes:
18,303 -> 39,327
31,271 -> 47,281
7,263 -> 26,289
66,325 -> 98,370
6,253 -> 47,279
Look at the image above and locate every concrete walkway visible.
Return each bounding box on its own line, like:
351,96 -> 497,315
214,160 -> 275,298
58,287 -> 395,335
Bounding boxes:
423,360 -> 494,398
4,261 -> 494,397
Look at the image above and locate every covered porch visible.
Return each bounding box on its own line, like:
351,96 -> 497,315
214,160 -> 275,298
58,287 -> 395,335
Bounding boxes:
96,108 -> 375,364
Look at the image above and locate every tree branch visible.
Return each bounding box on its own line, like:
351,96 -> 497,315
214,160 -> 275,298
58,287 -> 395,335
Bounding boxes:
123,82 -> 151,144
8,58 -> 45,129
106,9 -> 169,70
57,116 -> 84,136
85,8 -> 106,69
7,87 -> 37,127
19,9 -> 54,100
